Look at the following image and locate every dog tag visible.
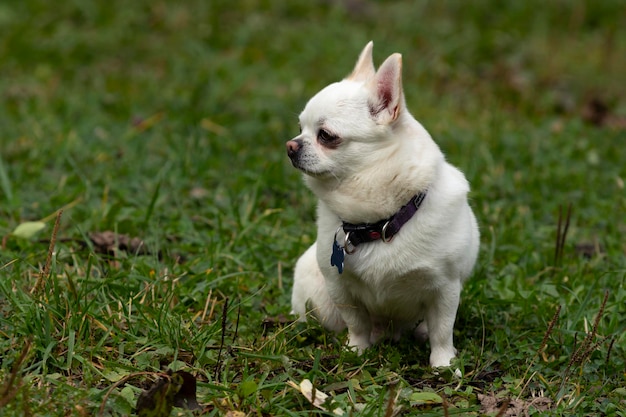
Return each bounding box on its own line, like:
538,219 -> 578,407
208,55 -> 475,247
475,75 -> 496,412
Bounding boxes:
330,239 -> 345,274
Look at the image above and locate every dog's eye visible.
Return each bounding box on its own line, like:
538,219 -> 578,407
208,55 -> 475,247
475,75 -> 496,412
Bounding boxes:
318,129 -> 338,145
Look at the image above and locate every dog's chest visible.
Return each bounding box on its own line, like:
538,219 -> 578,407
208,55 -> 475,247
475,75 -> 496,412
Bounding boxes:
339,246 -> 440,316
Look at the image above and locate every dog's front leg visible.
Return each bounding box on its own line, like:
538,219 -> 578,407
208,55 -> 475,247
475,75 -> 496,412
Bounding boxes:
345,309 -> 372,353
326,279 -> 372,353
424,281 -> 461,367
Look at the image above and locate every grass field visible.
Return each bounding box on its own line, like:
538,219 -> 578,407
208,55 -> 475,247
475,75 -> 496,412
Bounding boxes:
1,1 -> 625,416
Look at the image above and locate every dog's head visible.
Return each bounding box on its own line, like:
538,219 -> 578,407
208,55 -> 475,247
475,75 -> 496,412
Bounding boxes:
286,42 -> 406,180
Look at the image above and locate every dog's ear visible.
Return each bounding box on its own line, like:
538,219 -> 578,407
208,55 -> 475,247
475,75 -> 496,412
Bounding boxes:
367,53 -> 403,124
347,41 -> 375,82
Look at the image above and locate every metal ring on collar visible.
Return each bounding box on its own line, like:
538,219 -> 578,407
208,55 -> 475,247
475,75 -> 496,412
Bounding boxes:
343,231 -> 357,254
381,221 -> 394,243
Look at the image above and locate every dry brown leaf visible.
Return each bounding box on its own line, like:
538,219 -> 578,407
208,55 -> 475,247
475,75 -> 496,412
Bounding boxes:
224,411 -> 246,417
287,379 -> 345,415
478,393 -> 553,416
90,231 -> 148,256
581,97 -> 626,129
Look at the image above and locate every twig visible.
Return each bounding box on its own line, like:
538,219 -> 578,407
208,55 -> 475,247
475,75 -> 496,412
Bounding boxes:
539,305 -> 561,355
568,290 -> 608,368
559,291 -> 611,400
213,297 -> 229,380
201,289 -> 212,323
42,210 -> 62,277
590,290 -> 609,339
554,205 -> 563,267
0,339 -> 32,407
581,336 -> 610,364
384,381 -> 399,417
494,398 -> 511,417
605,336 -> 615,367
516,304 -> 561,398
560,203 -> 572,261
553,204 -> 572,268
208,297 -> 218,322
232,302 -> 241,344
441,391 -> 449,417
32,210 -> 63,294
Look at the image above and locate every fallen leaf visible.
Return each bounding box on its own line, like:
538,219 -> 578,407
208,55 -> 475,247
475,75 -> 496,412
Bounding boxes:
132,112 -> 164,133
12,221 -> 46,239
200,118 -> 228,135
478,393 -> 553,416
172,370 -> 201,410
409,391 -> 443,406
287,379 -> 344,416
136,370 -> 200,417
189,187 -> 210,199
136,373 -> 182,417
224,411 -> 246,417
582,97 -> 610,126
261,315 -> 291,334
324,378 -> 361,392
102,369 -> 130,383
238,380 -> 258,398
575,241 -> 605,259
581,96 -> 626,129
89,231 -> 149,256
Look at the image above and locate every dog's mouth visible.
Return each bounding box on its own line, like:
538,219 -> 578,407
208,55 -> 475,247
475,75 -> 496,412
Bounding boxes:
289,159 -> 331,179
287,153 -> 324,177
292,163 -> 328,178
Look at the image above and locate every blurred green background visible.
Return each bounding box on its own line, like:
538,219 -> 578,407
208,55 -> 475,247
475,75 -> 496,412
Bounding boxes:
1,0 -> 625,222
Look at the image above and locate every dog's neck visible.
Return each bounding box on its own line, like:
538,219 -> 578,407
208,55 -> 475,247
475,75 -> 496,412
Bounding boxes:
306,120 -> 442,224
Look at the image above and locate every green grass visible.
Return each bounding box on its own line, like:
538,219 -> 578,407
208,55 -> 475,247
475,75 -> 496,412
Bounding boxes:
1,0 -> 625,415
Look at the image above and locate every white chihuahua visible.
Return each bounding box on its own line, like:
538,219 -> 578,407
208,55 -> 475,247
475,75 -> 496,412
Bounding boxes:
287,42 -> 479,367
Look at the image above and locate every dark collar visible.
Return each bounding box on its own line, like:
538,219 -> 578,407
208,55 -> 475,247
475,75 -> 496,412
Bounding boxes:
341,191 -> 427,252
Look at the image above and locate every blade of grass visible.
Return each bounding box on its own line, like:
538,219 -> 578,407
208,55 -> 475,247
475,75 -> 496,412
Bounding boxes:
143,179 -> 162,228
0,154 -> 13,205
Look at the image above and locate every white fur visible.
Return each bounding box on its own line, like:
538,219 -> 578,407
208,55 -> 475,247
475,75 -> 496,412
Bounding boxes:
288,42 -> 479,367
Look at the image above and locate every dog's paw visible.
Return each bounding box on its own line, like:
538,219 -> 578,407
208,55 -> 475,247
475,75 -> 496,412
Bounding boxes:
429,347 -> 457,368
432,367 -> 463,379
347,332 -> 371,354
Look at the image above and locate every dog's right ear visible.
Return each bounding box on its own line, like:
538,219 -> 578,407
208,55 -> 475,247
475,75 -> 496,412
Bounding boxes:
367,53 -> 403,125
347,41 -> 375,82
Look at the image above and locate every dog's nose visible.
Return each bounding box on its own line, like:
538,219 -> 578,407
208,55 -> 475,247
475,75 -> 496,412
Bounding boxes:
286,139 -> 302,159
